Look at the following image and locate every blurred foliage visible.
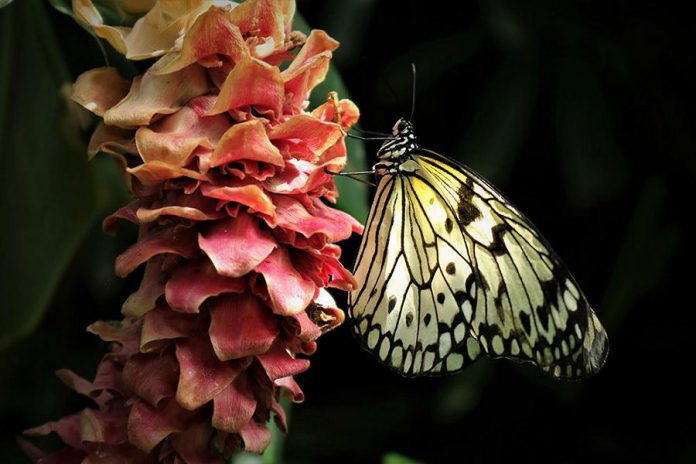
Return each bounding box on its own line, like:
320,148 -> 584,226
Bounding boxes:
0,0 -> 126,350
2,0 -> 695,462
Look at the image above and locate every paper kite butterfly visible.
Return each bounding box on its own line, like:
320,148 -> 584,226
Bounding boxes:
346,117 -> 609,379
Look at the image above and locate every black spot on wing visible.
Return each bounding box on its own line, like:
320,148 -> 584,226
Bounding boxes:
456,184 -> 481,225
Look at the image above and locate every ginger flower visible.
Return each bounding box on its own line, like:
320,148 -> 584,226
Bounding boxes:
22,0 -> 362,462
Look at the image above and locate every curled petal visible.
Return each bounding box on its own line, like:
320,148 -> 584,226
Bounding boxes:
121,1 -> 208,60
229,0 -> 294,58
239,420 -> 271,454
312,96 -> 360,130
269,114 -> 342,157
105,66 -> 210,128
165,259 -> 246,313
128,398 -> 195,452
169,421 -> 224,464
115,225 -> 199,278
281,30 -> 338,112
256,340 -> 310,381
24,413 -> 83,449
86,122 -> 135,179
175,336 -> 250,410
212,373 -> 256,433
208,57 -> 284,118
210,119 -> 284,168
255,246 -> 316,315
93,358 -> 129,398
122,255 -> 166,317
292,246 -> 356,290
200,180 -> 276,216
199,212 -> 276,278
127,161 -> 209,186
152,7 -> 248,75
72,67 -> 131,116
269,195 -> 360,243
123,352 -> 178,407
79,406 -> 129,444
274,376 -> 304,402
208,293 -> 279,360
55,369 -> 96,399
73,0 -> 130,55
140,305 -> 208,352
135,103 -> 230,167
87,319 -> 142,358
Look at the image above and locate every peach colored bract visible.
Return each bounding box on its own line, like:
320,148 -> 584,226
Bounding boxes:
22,0 -> 361,462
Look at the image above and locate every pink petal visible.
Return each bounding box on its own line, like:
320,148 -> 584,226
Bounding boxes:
123,352 -> 178,407
293,247 -> 357,291
79,405 -> 129,444
127,160 -> 209,186
93,358 -> 128,398
198,212 -> 276,278
268,194 -> 359,243
87,319 -> 142,358
209,119 -> 284,168
169,421 -> 224,464
165,259 -> 246,313
127,398 -> 195,452
104,64 -> 210,127
135,101 -> 230,167
208,57 -> 284,118
140,305 -> 207,352
208,293 -> 279,361
255,246 -> 316,315
135,189 -> 225,224
200,181 -> 276,217
311,96 -> 360,129
269,114 -> 342,157
271,398 -> 288,433
175,336 -> 250,410
122,255 -> 166,317
281,30 -> 338,113
212,373 -> 256,433
151,7 -> 248,75
286,311 -> 322,343
256,341 -> 310,381
229,0 -> 293,58
115,225 -> 198,278
24,413 -> 83,448
275,376 -> 305,402
239,420 -> 271,454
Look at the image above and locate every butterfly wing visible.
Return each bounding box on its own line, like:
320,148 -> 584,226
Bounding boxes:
348,150 -> 608,379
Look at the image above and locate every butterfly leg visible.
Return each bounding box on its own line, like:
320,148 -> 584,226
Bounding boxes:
323,167 -> 376,187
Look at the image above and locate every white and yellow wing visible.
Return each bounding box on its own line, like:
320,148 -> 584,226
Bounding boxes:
348,150 -> 608,379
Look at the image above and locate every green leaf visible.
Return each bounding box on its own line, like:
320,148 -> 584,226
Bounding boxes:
295,14 -> 370,222
0,0 -> 14,9
0,0 -> 100,349
382,452 -> 423,464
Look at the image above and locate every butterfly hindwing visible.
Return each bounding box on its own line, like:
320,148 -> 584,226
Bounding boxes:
348,148 -> 608,379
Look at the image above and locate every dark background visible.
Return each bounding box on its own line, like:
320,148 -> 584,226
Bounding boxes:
2,0 -> 695,462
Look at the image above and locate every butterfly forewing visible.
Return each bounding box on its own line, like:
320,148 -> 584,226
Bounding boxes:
349,146 -> 608,379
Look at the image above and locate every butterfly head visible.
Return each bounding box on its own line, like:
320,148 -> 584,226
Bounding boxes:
376,118 -> 419,162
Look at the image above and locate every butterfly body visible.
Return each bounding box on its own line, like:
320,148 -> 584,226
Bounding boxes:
348,118 -> 608,379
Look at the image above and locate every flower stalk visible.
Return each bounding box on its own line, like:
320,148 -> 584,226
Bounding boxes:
22,0 -> 361,461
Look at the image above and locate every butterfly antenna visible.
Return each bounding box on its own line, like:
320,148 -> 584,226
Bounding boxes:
351,126 -> 392,137
409,63 -> 417,121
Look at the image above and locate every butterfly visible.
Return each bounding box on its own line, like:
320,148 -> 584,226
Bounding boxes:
346,118 -> 609,379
